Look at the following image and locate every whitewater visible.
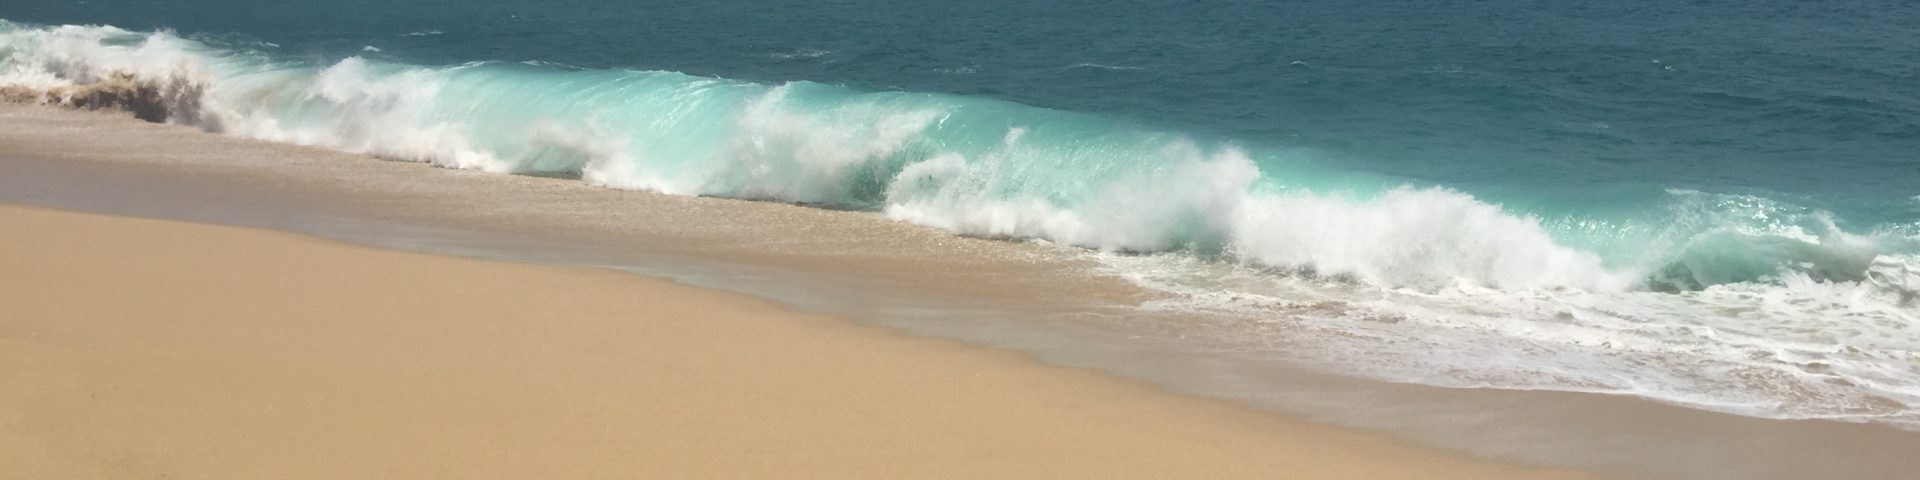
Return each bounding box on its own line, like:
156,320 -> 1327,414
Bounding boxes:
2,21 -> 1916,427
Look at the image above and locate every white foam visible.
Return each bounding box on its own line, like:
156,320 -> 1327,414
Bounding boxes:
765,48 -> 833,60
885,132 -> 1628,291
1109,249 -> 1920,427
1061,62 -> 1145,71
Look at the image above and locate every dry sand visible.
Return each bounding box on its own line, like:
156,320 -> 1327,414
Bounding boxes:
0,205 -> 1594,479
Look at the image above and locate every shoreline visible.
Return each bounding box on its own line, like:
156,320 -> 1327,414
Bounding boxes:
0,205 -> 1590,479
5,104 -> 1919,479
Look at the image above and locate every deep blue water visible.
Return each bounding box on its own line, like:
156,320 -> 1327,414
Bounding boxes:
8,0 -> 1918,214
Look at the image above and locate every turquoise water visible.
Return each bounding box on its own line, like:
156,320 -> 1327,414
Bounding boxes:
2,1 -> 1917,425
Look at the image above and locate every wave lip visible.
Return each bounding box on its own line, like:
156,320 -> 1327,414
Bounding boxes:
4,20 -> 1917,428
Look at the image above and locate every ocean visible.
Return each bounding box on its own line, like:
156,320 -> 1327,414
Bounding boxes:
3,0 -> 1916,429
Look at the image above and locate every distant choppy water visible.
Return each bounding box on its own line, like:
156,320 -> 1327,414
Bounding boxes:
3,0 -> 1917,426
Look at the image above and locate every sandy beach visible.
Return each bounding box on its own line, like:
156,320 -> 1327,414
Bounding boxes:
6,1 -> 1920,475
5,103 -> 1920,479
0,205 -> 1594,479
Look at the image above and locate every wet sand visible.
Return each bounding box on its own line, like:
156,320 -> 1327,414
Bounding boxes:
4,104 -> 1919,479
0,205 -> 1595,479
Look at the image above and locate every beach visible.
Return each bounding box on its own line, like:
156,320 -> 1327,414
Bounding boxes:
0,204 -> 1596,479
5,103 -> 1920,479
7,1 -> 1920,476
